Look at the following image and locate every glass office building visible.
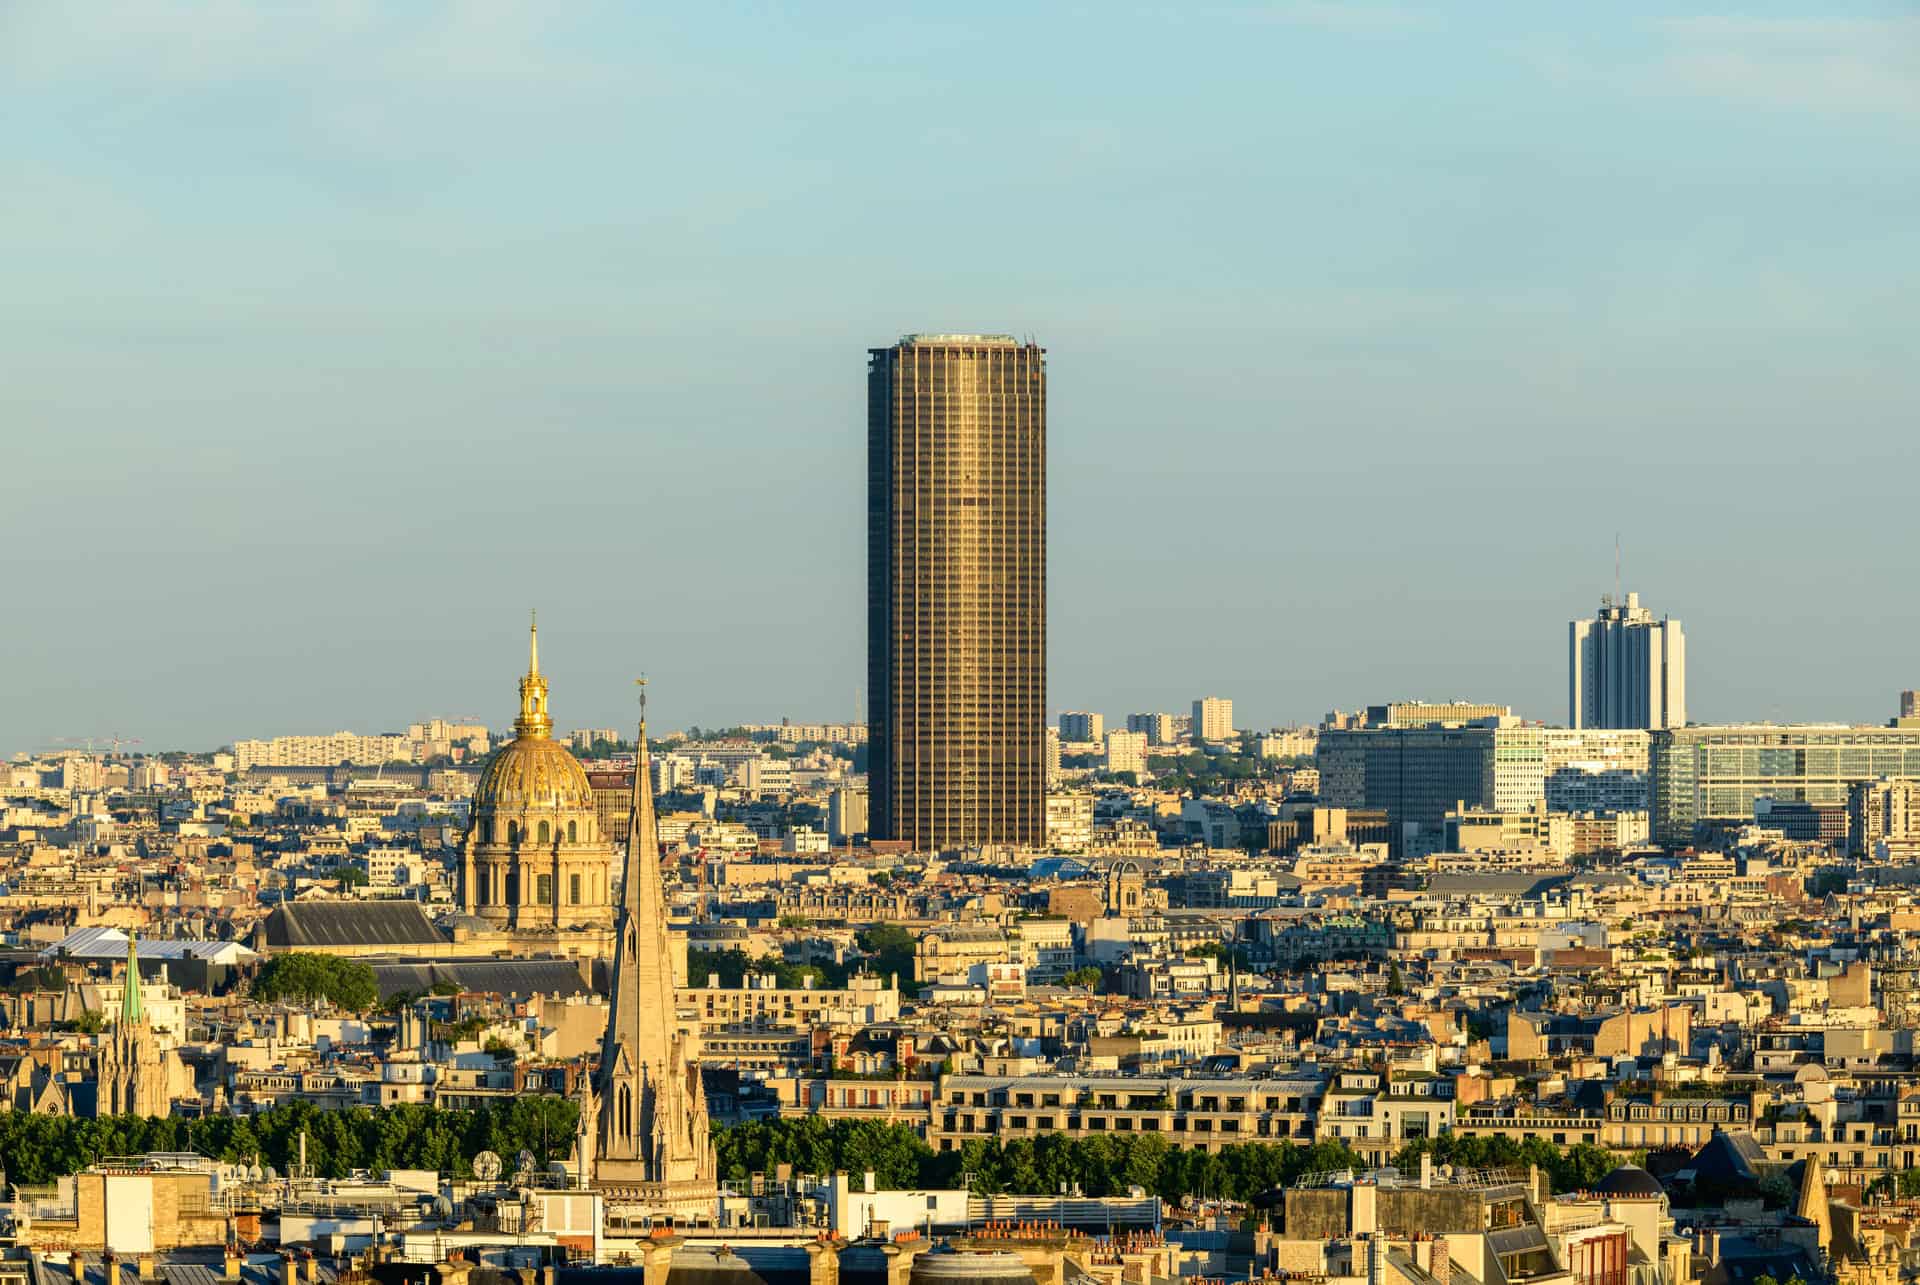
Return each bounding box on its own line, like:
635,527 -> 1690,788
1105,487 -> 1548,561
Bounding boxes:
1651,725 -> 1920,846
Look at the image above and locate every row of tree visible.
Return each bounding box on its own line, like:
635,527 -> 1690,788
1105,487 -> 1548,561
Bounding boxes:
712,1117 -> 1624,1204
0,1098 -> 578,1187
0,1103 -> 1625,1201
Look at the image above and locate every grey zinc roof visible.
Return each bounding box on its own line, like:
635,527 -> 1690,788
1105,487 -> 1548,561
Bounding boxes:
263,901 -> 446,948
371,958 -> 590,999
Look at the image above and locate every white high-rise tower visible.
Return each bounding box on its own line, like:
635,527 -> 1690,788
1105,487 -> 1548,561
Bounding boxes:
1569,592 -> 1686,730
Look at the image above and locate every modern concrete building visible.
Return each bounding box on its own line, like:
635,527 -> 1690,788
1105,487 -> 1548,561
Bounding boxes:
1192,696 -> 1233,742
1365,701 -> 1511,728
1316,723 -> 1506,853
1058,711 -> 1103,743
1126,712 -> 1176,745
1042,792 -> 1094,852
1651,725 -> 1920,846
1541,727 -> 1651,815
867,333 -> 1046,849
1103,729 -> 1149,778
1569,591 -> 1686,730
1850,778 -> 1920,859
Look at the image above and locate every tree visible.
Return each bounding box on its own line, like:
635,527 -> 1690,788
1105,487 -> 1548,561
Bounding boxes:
252,953 -> 379,1011
857,924 -> 918,991
1063,966 -> 1104,990
1386,961 -> 1406,996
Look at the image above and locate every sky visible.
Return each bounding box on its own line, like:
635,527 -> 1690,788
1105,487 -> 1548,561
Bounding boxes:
3,2 -> 1918,755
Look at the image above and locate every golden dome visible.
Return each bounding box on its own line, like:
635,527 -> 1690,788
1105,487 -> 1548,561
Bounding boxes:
472,735 -> 595,812
471,613 -> 594,813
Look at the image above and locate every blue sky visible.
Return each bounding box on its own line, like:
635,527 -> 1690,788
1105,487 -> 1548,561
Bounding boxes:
3,2 -> 1917,753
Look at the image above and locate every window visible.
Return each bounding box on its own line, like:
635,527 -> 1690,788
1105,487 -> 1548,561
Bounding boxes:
538,820 -> 550,843
536,874 -> 553,905
570,874 -> 582,904
568,820 -> 578,843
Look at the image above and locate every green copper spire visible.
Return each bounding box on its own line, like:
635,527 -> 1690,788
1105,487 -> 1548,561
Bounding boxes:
122,930 -> 142,1024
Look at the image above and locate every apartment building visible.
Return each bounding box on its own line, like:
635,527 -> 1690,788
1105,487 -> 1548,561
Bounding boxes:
929,1071 -> 1325,1153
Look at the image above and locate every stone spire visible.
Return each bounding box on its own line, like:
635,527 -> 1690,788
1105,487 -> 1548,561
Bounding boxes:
98,928 -> 167,1119
591,681 -> 715,1220
122,930 -> 143,1024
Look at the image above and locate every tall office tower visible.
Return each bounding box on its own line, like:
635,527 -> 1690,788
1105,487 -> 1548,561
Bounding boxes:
1569,591 -> 1686,730
1059,711 -> 1104,743
1193,696 -> 1234,742
868,333 -> 1046,848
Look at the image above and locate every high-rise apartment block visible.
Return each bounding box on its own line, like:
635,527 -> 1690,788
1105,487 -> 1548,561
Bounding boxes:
1104,729 -> 1149,778
1569,591 -> 1686,730
1192,697 -> 1234,742
1126,712 -> 1176,745
1850,778 -> 1920,859
1059,711 -> 1104,744
868,334 -> 1045,849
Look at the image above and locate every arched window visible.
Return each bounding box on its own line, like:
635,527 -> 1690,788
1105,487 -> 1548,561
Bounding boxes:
619,1085 -> 632,1138
484,819 -> 495,843
538,820 -> 550,844
507,821 -> 519,844
567,820 -> 577,843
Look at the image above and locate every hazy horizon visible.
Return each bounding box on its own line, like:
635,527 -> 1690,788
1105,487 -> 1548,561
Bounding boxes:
5,3 -> 1917,758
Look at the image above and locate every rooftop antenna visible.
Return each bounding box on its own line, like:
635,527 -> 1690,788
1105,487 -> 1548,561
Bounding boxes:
1614,533 -> 1622,605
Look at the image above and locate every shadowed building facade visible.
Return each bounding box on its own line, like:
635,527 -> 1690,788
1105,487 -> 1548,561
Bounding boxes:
868,334 -> 1045,850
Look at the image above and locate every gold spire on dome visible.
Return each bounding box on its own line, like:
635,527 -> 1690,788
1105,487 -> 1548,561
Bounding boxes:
514,611 -> 552,740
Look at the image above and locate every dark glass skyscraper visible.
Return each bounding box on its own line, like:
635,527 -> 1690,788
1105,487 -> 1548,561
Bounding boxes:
868,333 -> 1045,849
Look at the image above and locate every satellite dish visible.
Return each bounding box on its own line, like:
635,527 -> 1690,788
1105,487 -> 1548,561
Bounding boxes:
433,1195 -> 454,1219
263,1166 -> 278,1182
248,1164 -> 264,1183
514,1149 -> 537,1176
473,1150 -> 502,1182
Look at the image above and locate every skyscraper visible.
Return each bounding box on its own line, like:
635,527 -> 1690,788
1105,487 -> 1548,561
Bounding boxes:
1569,591 -> 1687,730
868,333 -> 1045,849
